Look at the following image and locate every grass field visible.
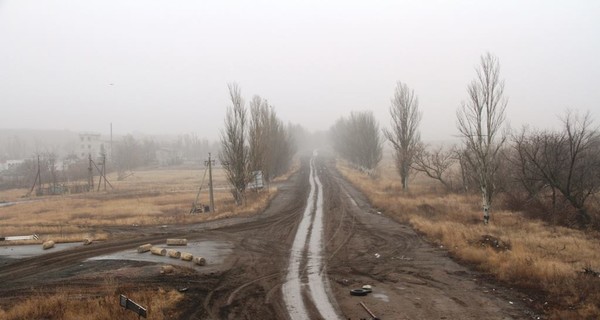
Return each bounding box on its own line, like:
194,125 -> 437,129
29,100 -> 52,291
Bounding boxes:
337,157 -> 600,319
0,284 -> 183,320
0,165 -> 283,243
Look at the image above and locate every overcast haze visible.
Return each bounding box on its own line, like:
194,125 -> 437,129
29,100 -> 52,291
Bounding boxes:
1,0 -> 599,141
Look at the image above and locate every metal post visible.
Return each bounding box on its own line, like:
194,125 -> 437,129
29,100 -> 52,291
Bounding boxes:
208,153 -> 215,212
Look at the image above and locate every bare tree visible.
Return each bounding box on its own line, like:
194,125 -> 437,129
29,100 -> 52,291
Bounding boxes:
384,82 -> 422,190
219,83 -> 250,204
510,127 -> 547,199
513,111 -> 600,226
248,96 -> 296,182
266,114 -> 295,179
330,111 -> 382,170
457,52 -> 508,224
249,95 -> 269,176
413,145 -> 456,191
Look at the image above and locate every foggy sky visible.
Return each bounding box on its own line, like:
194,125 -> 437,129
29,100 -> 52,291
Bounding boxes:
1,0 -> 599,142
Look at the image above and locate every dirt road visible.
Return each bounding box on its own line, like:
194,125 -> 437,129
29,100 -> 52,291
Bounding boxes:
282,152 -> 339,320
0,155 -> 538,319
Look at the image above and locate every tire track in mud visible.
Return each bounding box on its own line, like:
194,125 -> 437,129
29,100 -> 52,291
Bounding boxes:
282,153 -> 341,320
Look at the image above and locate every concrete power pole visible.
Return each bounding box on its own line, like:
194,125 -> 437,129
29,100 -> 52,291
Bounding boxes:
206,153 -> 215,212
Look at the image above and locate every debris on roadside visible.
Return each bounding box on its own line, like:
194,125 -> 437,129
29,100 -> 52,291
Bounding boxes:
42,240 -> 55,250
180,252 -> 193,261
166,238 -> 187,246
582,266 -> 600,277
374,253 -> 380,259
137,243 -> 152,253
160,265 -> 174,274
167,249 -> 181,259
359,301 -> 381,320
477,234 -> 511,251
193,256 -> 206,266
350,288 -> 369,296
150,247 -> 167,256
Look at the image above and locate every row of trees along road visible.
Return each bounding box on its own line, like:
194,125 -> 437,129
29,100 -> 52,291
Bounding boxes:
331,52 -> 600,227
330,111 -> 383,170
220,83 -> 296,205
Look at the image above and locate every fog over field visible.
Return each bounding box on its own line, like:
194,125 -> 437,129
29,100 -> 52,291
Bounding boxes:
1,0 -> 599,141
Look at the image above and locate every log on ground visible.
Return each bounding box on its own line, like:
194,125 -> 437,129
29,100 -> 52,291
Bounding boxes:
150,247 -> 167,256
180,252 -> 193,261
42,240 -> 55,250
167,249 -> 181,259
193,256 -> 206,266
137,243 -> 152,253
166,238 -> 187,246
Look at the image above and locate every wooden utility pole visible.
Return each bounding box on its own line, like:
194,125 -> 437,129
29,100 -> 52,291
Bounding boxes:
103,154 -> 107,191
27,155 -> 42,197
206,153 -> 215,212
36,155 -> 42,195
88,154 -> 94,191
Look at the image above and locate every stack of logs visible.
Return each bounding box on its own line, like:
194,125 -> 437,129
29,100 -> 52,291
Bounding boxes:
136,239 -> 206,266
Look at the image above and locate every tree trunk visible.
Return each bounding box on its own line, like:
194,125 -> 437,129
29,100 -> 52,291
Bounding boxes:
401,161 -> 409,190
576,208 -> 591,228
482,188 -> 491,224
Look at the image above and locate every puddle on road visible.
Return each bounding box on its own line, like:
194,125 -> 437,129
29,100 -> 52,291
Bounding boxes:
0,242 -> 82,258
87,240 -> 233,268
283,153 -> 340,320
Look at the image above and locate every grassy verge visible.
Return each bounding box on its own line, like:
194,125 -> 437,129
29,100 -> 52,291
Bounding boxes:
0,284 -> 183,320
337,160 -> 600,319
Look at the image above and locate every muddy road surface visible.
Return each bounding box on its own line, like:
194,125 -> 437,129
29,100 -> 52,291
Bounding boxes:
0,155 -> 536,319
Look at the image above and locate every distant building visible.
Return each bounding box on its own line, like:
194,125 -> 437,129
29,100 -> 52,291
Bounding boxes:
78,133 -> 106,160
0,159 -> 24,172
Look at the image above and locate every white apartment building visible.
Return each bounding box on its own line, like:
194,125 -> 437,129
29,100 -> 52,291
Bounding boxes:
78,133 -> 106,160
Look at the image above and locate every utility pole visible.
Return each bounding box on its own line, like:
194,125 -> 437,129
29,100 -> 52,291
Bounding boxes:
103,154 -> 107,191
88,154 -> 94,191
110,123 -> 113,162
36,155 -> 42,195
205,153 -> 215,212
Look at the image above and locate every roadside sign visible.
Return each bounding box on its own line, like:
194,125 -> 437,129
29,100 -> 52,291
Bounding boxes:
119,294 -> 147,318
250,171 -> 264,189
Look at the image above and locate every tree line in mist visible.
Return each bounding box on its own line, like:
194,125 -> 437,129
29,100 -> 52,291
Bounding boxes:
330,52 -> 600,229
0,133 -> 220,190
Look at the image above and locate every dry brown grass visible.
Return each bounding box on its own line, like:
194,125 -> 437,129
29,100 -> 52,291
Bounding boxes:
0,284 -> 183,320
0,166 -> 290,243
0,165 -> 297,319
337,158 -> 600,319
